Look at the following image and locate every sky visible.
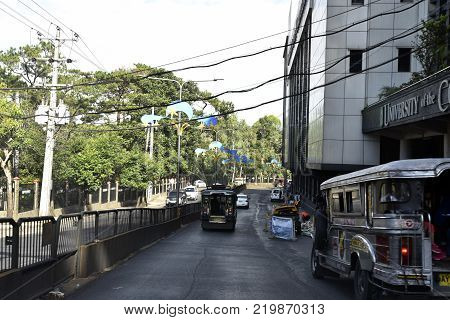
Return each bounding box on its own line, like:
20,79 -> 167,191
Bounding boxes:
0,0 -> 291,124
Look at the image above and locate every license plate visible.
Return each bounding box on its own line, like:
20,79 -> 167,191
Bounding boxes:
438,273 -> 450,287
209,216 -> 226,224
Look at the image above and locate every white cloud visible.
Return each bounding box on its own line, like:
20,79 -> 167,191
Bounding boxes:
0,0 -> 290,124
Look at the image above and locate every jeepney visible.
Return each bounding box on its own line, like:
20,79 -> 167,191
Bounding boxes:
201,184 -> 237,231
311,159 -> 450,298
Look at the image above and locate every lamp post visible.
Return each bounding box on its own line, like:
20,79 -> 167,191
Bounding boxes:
143,77 -> 223,209
202,128 -> 237,183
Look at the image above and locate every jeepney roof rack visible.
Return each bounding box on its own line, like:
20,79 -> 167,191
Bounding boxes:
321,158 -> 450,190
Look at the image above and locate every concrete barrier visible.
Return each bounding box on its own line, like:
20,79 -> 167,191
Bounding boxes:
77,218 -> 181,278
0,209 -> 200,299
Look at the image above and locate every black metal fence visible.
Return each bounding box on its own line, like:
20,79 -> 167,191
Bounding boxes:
0,203 -> 201,273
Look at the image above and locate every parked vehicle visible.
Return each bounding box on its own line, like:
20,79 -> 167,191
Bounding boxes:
194,180 -> 207,188
201,185 -> 237,231
184,185 -> 198,201
311,159 -> 450,299
234,177 -> 245,186
270,188 -> 284,202
236,193 -> 249,209
166,190 -> 187,206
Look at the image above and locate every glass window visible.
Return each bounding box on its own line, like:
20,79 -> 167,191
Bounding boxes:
332,192 -> 345,213
346,189 -> 361,213
352,0 -> 364,4
380,182 -> 410,203
398,48 -> 411,72
378,181 -> 411,213
349,50 -> 363,73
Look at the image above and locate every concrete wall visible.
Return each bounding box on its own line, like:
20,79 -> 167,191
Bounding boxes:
0,210 -> 200,299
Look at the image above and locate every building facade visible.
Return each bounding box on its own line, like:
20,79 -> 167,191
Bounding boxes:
363,67 -> 450,160
283,0 -> 428,201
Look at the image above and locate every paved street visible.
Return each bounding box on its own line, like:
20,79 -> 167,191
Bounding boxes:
69,187 -> 354,300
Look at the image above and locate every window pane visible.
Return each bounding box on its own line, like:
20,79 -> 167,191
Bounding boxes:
346,190 -> 361,213
378,181 -> 411,214
398,48 -> 411,72
349,50 -> 363,73
352,0 -> 364,4
332,192 -> 345,213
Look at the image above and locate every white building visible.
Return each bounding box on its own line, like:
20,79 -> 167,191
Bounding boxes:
283,0 -> 428,201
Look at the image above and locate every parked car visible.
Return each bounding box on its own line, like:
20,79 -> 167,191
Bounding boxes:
184,185 -> 198,201
270,188 -> 284,202
236,193 -> 249,209
194,180 -> 207,188
166,190 -> 187,206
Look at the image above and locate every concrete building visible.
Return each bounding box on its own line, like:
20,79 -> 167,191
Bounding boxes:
363,67 -> 450,161
282,0 -> 428,201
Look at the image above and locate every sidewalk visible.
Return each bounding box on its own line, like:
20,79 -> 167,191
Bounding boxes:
146,193 -> 167,209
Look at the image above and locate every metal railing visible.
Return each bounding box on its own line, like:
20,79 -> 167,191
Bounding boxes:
0,203 -> 201,273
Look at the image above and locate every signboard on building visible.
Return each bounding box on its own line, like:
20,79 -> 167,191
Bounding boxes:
362,67 -> 450,133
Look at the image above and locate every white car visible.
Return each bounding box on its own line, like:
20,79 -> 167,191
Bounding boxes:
166,191 -> 187,206
236,193 -> 249,209
270,188 -> 284,202
194,180 -> 207,188
184,185 -> 198,201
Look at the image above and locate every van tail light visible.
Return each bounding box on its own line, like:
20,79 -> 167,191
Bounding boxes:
401,237 -> 412,266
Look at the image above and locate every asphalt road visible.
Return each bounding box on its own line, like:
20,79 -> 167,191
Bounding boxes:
69,187 -> 354,299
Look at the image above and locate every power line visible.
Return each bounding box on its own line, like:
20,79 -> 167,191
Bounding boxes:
0,21 -> 426,128
0,2 -> 104,70
153,0 -> 387,70
25,0 -> 107,70
0,17 -> 426,122
55,45 -> 425,134
62,0 -> 429,89
0,0 -> 44,36
18,0 -> 105,70
18,0 -> 52,25
0,0 -> 425,95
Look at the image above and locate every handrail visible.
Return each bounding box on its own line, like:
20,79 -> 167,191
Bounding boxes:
0,203 -> 201,274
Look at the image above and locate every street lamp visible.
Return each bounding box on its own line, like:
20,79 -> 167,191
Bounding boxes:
139,77 -> 223,209
202,128 -> 239,182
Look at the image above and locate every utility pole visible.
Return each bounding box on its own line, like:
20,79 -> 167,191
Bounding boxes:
149,107 -> 155,159
38,27 -> 73,216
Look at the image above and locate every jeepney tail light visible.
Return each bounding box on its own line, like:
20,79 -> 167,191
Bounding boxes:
401,237 -> 412,266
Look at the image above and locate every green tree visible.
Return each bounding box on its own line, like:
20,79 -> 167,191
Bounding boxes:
379,16 -> 450,99
55,132 -> 125,193
0,93 -> 26,217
